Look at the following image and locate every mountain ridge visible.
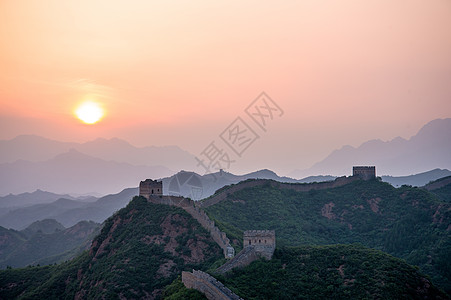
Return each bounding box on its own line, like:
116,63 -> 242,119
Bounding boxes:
0,149 -> 172,195
0,135 -> 195,171
290,118 -> 451,177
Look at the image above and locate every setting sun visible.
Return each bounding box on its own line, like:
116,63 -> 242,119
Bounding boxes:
75,101 -> 104,124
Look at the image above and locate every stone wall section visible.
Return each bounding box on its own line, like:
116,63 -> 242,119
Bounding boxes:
216,230 -> 276,274
182,270 -> 243,300
200,176 -> 359,208
216,246 -> 258,274
184,205 -> 235,258
147,195 -> 234,258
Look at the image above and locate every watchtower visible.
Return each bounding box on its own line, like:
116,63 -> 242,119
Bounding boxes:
243,230 -> 275,259
353,166 -> 376,180
139,179 -> 163,199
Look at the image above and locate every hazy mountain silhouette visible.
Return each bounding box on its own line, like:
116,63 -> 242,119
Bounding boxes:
0,220 -> 100,269
0,135 -> 196,172
382,168 -> 451,187
0,135 -> 76,164
2,167 -> 450,230
161,169 -> 303,200
0,149 -> 172,195
0,189 -> 82,209
0,188 -> 138,230
290,118 -> 451,178
76,137 -> 195,171
21,219 -> 65,237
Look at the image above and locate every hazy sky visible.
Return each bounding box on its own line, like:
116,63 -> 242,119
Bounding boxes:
1,0 -> 450,175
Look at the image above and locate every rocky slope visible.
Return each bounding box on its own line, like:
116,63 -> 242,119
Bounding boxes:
0,197 -> 222,299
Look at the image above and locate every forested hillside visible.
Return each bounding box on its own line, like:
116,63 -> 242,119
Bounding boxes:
217,245 -> 448,299
204,179 -> 451,292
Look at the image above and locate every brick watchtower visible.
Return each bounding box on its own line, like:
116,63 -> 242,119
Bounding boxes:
139,179 -> 162,199
353,166 -> 376,180
243,230 -> 276,259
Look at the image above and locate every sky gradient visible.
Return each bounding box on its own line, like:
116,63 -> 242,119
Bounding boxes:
1,0 -> 450,175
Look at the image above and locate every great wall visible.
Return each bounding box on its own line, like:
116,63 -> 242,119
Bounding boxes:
182,270 -> 243,300
140,179 -> 235,258
139,167 -> 375,299
145,194 -> 235,258
198,175 -> 361,208
216,230 -> 275,274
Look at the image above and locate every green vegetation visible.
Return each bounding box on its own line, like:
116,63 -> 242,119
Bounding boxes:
0,197 -> 222,299
205,179 -> 451,292
217,245 -> 448,299
1,182 -> 450,299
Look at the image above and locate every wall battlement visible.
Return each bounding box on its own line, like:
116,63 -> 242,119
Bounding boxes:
182,270 -> 243,300
199,176 -> 359,208
184,205 -> 235,258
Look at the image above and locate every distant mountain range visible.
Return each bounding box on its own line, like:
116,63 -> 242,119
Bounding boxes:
0,219 -> 100,269
0,135 -> 195,195
0,149 -> 171,195
382,168 -> 451,187
2,167 -> 449,231
0,135 -> 195,170
0,189 -> 89,209
290,118 -> 451,178
161,168 -> 451,200
1,118 -> 450,195
0,188 -> 137,230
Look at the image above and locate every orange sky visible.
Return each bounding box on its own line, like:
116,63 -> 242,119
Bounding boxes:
1,0 -> 450,175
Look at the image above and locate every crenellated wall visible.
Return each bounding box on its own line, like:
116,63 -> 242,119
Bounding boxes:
184,205 -> 235,258
146,195 -> 235,258
216,230 -> 276,274
182,270 -> 243,300
199,176 -> 359,208
216,246 -> 258,274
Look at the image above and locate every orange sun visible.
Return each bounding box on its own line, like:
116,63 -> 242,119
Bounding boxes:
75,101 -> 104,124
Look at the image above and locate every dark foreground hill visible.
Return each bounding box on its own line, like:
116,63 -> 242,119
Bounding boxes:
204,178 -> 451,293
0,196 -> 448,299
215,245 -> 448,299
0,197 -> 222,299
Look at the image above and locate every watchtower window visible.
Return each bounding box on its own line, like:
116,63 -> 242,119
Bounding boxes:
151,189 -> 154,194
259,239 -> 261,243
249,240 -> 251,245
